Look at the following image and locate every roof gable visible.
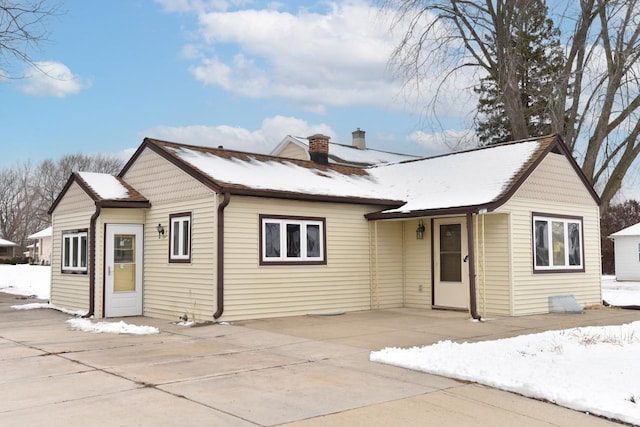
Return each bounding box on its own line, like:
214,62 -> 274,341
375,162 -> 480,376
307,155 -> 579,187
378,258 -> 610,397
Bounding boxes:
271,135 -> 420,167
48,172 -> 150,214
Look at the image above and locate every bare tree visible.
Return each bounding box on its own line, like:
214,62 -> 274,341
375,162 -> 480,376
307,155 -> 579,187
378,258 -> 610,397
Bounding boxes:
0,153 -> 124,253
0,0 -> 59,78
383,0 -> 640,209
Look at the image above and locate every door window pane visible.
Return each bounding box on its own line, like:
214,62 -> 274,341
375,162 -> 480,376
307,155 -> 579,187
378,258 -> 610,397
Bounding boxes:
440,224 -> 461,282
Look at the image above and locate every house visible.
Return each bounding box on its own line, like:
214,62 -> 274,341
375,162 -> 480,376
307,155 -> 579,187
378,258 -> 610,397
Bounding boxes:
609,223 -> 640,281
271,128 -> 420,167
48,134 -> 602,321
28,226 -> 53,265
0,238 -> 17,261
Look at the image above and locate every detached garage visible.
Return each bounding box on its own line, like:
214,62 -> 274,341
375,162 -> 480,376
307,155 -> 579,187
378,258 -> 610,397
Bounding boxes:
610,223 -> 640,281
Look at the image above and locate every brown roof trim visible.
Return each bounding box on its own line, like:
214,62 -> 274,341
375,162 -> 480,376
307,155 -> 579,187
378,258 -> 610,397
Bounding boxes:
226,186 -> 403,207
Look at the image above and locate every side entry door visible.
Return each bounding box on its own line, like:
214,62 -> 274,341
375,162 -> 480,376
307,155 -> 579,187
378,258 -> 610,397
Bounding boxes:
105,224 -> 143,317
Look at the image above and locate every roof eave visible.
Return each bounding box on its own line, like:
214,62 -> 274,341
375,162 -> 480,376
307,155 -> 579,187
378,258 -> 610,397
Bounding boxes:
223,186 -> 403,207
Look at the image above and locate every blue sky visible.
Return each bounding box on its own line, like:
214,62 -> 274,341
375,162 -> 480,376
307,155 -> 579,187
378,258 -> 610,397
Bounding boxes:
0,0 -> 477,168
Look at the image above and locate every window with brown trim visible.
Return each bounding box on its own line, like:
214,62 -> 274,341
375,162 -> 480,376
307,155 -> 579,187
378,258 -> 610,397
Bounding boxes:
260,215 -> 326,265
169,213 -> 191,262
533,214 -> 583,272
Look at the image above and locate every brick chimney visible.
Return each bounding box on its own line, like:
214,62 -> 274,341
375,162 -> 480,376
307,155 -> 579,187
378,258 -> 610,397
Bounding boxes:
352,128 -> 366,149
308,134 -> 330,165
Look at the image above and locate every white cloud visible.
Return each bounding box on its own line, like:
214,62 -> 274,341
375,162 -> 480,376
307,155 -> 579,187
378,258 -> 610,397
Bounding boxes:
18,61 -> 89,98
138,115 -> 335,154
182,1 -> 468,113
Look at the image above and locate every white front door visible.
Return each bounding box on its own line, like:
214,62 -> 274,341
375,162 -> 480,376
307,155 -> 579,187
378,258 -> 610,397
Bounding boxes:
105,224 -> 143,317
433,217 -> 469,309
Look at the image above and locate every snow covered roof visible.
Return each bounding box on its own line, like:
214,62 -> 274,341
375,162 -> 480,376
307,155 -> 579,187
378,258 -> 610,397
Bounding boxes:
28,226 -> 52,240
49,171 -> 150,214
0,238 -> 17,247
271,135 -> 420,166
610,222 -> 640,238
132,134 -> 586,217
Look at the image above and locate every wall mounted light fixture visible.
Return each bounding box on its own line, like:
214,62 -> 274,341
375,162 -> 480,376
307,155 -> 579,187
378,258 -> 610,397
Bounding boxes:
416,219 -> 425,240
157,223 -> 165,239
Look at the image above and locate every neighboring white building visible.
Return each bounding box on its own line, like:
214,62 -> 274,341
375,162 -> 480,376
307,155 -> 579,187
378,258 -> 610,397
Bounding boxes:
609,223 -> 640,281
28,226 -> 53,265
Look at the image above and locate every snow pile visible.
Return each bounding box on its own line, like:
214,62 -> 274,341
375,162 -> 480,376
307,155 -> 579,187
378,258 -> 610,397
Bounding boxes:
0,264 -> 50,299
371,322 -> 640,425
66,318 -> 159,335
602,275 -> 640,306
12,302 -> 86,316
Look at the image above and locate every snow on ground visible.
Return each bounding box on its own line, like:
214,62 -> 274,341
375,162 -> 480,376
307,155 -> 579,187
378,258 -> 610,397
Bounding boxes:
0,264 -> 50,299
1,265 -> 157,335
66,318 -> 159,334
372,277 -> 640,425
4,264 -> 640,421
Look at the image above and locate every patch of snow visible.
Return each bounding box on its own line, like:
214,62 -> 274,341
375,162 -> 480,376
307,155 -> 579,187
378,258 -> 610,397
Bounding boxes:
0,264 -> 50,299
12,302 -> 87,316
609,222 -> 640,237
78,171 -> 130,199
602,275 -> 640,306
371,322 -> 640,425
66,318 -> 159,335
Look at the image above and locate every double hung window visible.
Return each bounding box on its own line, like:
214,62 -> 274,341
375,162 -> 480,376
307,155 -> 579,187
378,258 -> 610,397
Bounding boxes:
170,213 -> 191,262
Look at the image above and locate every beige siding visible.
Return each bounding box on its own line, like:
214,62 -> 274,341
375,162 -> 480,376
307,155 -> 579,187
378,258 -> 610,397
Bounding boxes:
50,182 -> 94,313
473,213 -> 511,316
403,219 -> 432,309
496,153 -> 601,315
222,197 -> 376,321
277,142 -> 309,161
370,221 -> 404,309
122,148 -> 217,322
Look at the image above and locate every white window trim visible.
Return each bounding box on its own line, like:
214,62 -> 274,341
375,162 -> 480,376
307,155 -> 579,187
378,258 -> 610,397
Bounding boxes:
62,231 -> 88,272
533,215 -> 583,271
261,217 -> 325,264
170,214 -> 191,262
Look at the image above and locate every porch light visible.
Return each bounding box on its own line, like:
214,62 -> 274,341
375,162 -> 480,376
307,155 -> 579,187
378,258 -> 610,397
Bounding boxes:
157,223 -> 165,239
416,219 -> 425,240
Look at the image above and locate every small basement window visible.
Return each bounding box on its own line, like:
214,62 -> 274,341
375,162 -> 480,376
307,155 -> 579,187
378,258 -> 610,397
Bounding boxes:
533,214 -> 583,272
169,213 -> 191,262
260,215 -> 326,265
62,230 -> 88,273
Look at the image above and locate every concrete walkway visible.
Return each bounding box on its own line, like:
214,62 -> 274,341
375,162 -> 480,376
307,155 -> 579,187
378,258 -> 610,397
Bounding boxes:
1,293 -> 637,426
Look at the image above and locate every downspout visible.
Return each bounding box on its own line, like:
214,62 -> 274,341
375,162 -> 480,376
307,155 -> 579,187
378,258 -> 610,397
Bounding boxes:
213,191 -> 231,320
83,203 -> 101,318
466,212 -> 481,321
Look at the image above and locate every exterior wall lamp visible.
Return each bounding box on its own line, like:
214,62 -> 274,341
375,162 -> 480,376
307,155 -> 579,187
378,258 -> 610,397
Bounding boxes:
157,223 -> 165,239
416,219 -> 425,240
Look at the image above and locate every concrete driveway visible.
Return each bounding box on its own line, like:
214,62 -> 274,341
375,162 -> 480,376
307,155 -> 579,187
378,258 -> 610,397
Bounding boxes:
1,292 -> 636,426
